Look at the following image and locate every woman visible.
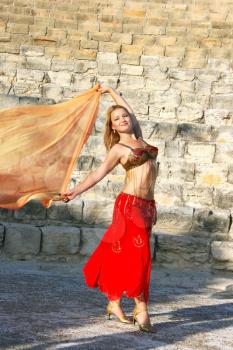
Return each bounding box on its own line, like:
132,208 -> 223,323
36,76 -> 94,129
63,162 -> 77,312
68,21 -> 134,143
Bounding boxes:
63,85 -> 158,333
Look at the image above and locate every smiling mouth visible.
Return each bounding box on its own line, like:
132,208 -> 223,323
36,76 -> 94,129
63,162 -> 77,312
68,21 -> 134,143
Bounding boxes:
121,123 -> 128,125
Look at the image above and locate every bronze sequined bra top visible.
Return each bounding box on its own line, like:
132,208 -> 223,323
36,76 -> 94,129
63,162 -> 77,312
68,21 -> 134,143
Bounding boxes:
119,138 -> 158,171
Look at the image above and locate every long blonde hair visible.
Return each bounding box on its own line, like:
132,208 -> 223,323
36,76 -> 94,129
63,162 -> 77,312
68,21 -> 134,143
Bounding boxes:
104,105 -> 132,151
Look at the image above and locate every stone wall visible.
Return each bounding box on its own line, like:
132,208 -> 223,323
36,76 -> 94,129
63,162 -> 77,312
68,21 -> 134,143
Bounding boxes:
0,0 -> 233,271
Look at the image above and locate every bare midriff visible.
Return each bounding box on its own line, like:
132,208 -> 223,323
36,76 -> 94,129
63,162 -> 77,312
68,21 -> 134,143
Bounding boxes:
121,158 -> 158,200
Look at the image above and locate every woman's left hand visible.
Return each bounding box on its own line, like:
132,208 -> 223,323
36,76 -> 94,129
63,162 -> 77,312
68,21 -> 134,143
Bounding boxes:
97,85 -> 111,94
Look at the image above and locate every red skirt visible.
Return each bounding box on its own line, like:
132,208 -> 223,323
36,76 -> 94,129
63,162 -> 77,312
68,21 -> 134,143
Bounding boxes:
83,191 -> 156,303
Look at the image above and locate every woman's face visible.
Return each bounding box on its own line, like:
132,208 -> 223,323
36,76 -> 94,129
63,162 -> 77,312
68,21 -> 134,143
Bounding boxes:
111,108 -> 132,134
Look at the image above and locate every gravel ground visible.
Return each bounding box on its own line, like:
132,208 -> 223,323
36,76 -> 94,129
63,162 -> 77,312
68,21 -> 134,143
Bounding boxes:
0,260 -> 233,350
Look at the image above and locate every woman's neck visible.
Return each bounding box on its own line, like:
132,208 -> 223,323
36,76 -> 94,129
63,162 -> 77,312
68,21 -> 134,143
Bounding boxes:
119,133 -> 139,143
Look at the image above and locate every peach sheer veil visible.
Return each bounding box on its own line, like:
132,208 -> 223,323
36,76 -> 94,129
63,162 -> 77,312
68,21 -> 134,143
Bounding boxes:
0,83 -> 101,209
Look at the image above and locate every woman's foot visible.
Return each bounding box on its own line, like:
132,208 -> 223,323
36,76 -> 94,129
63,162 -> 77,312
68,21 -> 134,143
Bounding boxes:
133,305 -> 156,333
106,300 -> 132,324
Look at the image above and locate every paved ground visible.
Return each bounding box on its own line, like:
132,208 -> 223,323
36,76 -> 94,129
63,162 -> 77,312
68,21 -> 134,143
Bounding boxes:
0,260 -> 233,350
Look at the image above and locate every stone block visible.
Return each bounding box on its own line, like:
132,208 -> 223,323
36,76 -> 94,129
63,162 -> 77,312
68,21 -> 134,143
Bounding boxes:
181,92 -> 209,109
185,142 -> 215,162
74,60 -> 97,73
17,69 -> 44,82
118,76 -> 144,90
0,43 -> 20,54
20,45 -> 44,57
133,34 -> 156,46
13,81 -> 41,97
177,123 -> 213,142
228,164 -> 233,184
144,66 -> 166,79
207,58 -> 230,72
13,200 -> 46,221
149,106 -> 176,121
155,204 -> 193,233
155,233 -> 210,266
0,76 -> 12,94
177,107 -> 203,122
118,90 -> 149,114
121,44 -> 143,55
0,33 -> 11,42
211,241 -> 233,262
0,224 -> 4,246
191,208 -> 230,237
47,71 -> 72,87
26,56 -> 51,70
143,46 -> 164,56
143,25 -> 166,35
165,46 -> 185,58
140,122 -> 161,140
212,82 -> 233,94
118,53 -> 140,65
51,58 -> 75,72
42,84 -> 63,102
80,39 -> 98,51
213,126 -> 233,143
74,49 -> 97,60
196,70 -> 221,82
211,94 -> 233,109
195,163 -> 228,186
46,200 -> 83,222
182,184 -> 213,208
0,62 -> 16,78
150,121 -> 178,141
98,42 -> 121,53
3,223 -> 41,256
41,226 -> 81,255
0,94 -> 19,109
123,23 -> 143,34
70,74 -> 93,90
140,55 -> 159,66
83,199 -> 114,226
120,64 -> 143,76
89,31 -> 111,42
169,68 -> 195,81
149,90 -> 181,108
214,143 -> 233,163
111,32 -> 132,44
79,227 -> 106,256
100,22 -> 122,33
158,159 -> 195,184
98,62 -> 120,76
96,75 -> 118,89
182,57 -> 206,69
204,109 -> 231,126
171,80 -> 195,94
213,186 -> 233,210
164,140 -> 186,158
97,52 -> 118,64
154,183 -> 183,207
7,23 -> 29,34
145,79 -> 170,91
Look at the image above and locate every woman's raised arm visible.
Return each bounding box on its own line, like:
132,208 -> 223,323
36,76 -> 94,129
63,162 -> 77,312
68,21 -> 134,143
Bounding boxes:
62,144 -> 122,201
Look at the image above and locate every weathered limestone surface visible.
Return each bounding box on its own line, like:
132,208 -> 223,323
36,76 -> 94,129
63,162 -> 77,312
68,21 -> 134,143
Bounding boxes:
41,226 -> 81,255
2,222 -> 41,257
0,0 -> 233,271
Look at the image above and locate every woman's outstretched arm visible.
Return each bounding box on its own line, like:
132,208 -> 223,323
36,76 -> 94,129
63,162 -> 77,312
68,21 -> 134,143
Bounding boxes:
99,85 -> 143,138
62,144 -> 122,201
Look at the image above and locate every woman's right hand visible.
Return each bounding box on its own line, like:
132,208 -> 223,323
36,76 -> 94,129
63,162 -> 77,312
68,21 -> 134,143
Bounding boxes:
61,187 -> 79,203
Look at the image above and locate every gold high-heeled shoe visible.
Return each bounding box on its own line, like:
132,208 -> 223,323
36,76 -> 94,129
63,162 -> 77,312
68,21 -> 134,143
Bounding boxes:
133,306 -> 156,333
106,301 -> 132,324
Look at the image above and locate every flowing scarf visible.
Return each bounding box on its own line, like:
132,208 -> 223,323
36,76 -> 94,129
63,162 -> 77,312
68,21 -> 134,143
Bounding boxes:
0,83 -> 101,209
